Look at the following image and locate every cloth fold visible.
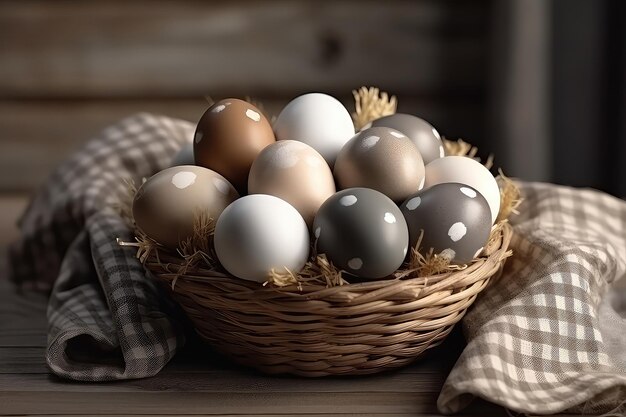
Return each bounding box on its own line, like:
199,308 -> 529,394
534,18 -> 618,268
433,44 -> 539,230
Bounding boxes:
438,183 -> 626,414
8,113 -> 626,410
9,113 -> 193,380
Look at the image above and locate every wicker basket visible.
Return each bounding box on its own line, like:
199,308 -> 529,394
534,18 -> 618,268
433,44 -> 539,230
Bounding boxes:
133,88 -> 517,376
143,220 -> 512,377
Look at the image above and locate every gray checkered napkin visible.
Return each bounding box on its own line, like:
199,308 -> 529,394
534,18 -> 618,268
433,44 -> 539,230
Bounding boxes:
9,113 -> 193,380
8,114 -> 626,413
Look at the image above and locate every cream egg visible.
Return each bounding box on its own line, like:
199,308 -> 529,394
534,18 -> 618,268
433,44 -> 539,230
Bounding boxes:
132,165 -> 239,248
248,140 -> 335,227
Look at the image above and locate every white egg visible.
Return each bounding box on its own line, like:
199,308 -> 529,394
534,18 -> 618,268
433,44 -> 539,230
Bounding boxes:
424,156 -> 500,224
273,93 -> 355,167
214,194 -> 310,282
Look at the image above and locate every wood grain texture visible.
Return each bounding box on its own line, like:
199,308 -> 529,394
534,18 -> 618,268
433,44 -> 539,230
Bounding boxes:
0,391 -> 508,416
0,371 -> 449,394
0,0 -> 488,98
0,415 -> 505,417
0,346 -> 454,375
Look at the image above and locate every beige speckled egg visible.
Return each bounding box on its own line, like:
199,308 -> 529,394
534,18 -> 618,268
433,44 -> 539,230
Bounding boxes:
133,165 -> 239,248
334,127 -> 426,202
248,140 -> 336,227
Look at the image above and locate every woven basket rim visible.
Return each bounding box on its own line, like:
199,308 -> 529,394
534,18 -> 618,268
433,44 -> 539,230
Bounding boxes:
145,221 -> 513,305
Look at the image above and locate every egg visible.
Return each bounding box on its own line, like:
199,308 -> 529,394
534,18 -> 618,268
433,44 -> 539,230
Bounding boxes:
424,156 -> 501,224
248,140 -> 335,227
333,127 -> 426,202
368,113 -> 444,164
170,142 -> 194,167
214,195 -> 310,282
194,98 -> 275,193
400,183 -> 492,264
313,188 -> 409,279
273,93 -> 355,167
133,166 -> 239,248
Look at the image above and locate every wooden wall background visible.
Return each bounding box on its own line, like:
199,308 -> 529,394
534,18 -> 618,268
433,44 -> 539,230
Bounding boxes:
0,0 -> 490,193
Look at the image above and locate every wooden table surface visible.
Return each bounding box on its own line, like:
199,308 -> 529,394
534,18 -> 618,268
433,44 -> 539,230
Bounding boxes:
0,195 -> 573,417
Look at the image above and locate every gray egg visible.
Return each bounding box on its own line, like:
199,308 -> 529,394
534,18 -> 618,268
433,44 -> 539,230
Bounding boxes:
369,113 -> 444,164
400,183 -> 492,264
313,188 -> 409,280
170,142 -> 195,167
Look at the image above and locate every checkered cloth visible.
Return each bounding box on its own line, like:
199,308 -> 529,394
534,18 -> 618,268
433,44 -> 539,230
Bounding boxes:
8,114 -> 626,412
9,113 -> 193,380
438,183 -> 626,414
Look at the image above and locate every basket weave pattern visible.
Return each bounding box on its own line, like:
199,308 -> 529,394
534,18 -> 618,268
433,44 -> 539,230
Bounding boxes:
145,222 -> 512,376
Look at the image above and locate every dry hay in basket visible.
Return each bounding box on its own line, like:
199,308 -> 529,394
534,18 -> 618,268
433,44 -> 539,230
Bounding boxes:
120,86 -> 521,290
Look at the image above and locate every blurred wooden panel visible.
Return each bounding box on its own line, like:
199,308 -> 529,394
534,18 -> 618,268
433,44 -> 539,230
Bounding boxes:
0,97 -> 483,192
0,194 -> 28,248
0,0 -> 488,98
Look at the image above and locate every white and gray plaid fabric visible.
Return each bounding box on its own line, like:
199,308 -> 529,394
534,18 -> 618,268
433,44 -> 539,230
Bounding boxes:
8,114 -> 626,411
439,183 -> 626,414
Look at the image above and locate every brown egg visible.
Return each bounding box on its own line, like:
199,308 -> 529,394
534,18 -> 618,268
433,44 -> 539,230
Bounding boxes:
334,127 -> 426,202
193,99 -> 275,193
132,165 -> 239,248
248,140 -> 336,227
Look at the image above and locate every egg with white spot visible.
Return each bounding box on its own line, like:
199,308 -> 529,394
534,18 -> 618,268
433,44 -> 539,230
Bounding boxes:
273,93 -> 355,167
214,195 -> 310,282
424,156 -> 501,224
368,113 -> 444,164
313,188 -> 409,279
400,183 -> 491,264
133,166 -> 239,248
194,98 -> 275,193
334,127 -> 425,202
248,140 -> 336,227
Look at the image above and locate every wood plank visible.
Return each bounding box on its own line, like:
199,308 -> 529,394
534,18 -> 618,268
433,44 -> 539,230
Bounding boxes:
3,413 -> 578,417
0,0 -> 488,98
0,412 -> 498,417
0,345 -> 457,375
0,390 -> 506,416
0,391 -> 503,416
0,282 -> 48,347
0,372 -> 447,394
0,99 -> 206,192
0,194 -> 28,248
2,414 -> 587,417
